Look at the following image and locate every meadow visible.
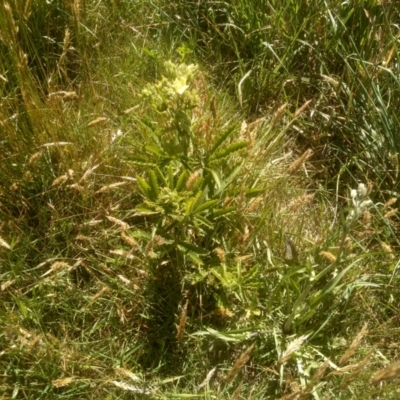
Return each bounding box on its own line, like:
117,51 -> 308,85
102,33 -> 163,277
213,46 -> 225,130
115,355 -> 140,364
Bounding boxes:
1,1 -> 400,398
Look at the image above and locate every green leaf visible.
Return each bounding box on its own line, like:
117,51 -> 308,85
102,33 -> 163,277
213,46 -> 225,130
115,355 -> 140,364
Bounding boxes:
145,144 -> 164,157
212,206 -> 236,217
167,163 -> 174,189
194,214 -> 214,229
192,327 -> 251,342
311,260 -> 359,306
177,241 -> 208,255
155,165 -> 168,188
207,168 -> 222,190
245,187 -> 266,198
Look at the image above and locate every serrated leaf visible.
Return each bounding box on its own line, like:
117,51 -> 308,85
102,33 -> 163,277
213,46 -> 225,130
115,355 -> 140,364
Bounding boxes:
187,251 -> 204,265
185,191 -> 202,216
212,141 -> 248,160
208,123 -> 237,158
175,169 -> 189,191
147,169 -> 159,200
244,264 -> 259,283
131,230 -> 152,239
193,199 -> 219,214
127,159 -> 156,167
136,177 -> 151,198
134,204 -> 158,215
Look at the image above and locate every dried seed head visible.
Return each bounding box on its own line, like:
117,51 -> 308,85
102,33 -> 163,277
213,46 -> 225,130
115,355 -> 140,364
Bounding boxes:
225,344 -> 255,382
319,251 -> 336,263
87,117 -> 108,127
294,99 -> 312,118
176,300 -> 188,342
384,208 -> 398,219
186,170 -> 201,190
339,346 -> 374,389
381,242 -> 395,260
287,149 -> 313,174
384,197 -> 397,209
28,151 -> 43,166
239,120 -> 248,139
95,182 -> 127,194
121,232 -> 138,248
302,360 -> 330,397
339,322 -> 368,366
372,360 -> 400,384
215,247 -> 226,263
278,335 -> 308,365
52,175 -> 69,186
107,216 -> 129,231
271,103 -> 288,126
363,211 -> 371,225
287,193 -> 314,211
246,196 -> 263,213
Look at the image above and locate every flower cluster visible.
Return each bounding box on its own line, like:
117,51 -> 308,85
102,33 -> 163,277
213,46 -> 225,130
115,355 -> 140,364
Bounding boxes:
141,61 -> 198,114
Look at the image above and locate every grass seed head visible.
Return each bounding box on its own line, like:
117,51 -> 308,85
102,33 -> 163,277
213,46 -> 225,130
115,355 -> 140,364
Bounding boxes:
287,149 -> 313,174
384,208 -> 398,219
384,197 -> 397,209
176,300 -> 188,343
381,242 -> 395,259
339,323 -> 368,366
271,103 -> 288,126
121,232 -> 138,248
186,170 -> 201,190
215,247 -> 226,263
225,344 -> 255,383
372,360 -> 400,384
278,335 -> 308,365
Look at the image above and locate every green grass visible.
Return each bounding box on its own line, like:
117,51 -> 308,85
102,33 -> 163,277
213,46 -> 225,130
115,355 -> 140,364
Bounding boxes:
1,0 -> 400,399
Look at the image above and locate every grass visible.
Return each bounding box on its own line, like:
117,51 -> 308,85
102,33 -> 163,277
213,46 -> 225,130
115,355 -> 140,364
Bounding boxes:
1,0 -> 400,399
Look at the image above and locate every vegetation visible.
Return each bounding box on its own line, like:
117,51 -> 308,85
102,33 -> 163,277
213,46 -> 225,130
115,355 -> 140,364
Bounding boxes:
1,0 -> 400,398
